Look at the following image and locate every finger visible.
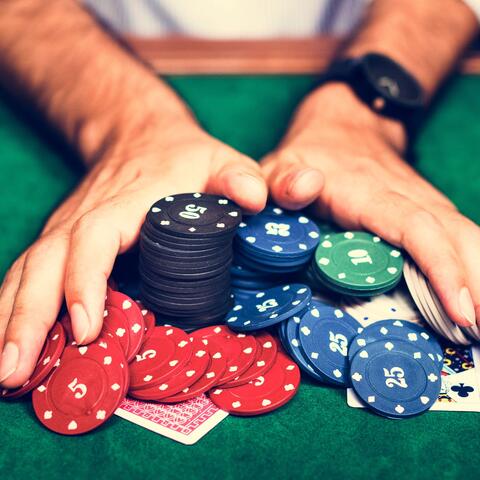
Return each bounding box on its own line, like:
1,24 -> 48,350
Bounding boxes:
357,191 -> 475,328
260,150 -> 324,210
64,197 -> 145,345
0,255 -> 26,349
443,214 -> 480,325
0,234 -> 68,388
208,148 -> 267,213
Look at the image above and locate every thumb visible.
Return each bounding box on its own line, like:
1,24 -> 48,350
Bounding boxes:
207,147 -> 267,213
260,150 -> 324,210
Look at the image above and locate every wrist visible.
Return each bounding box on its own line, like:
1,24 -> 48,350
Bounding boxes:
302,82 -> 408,152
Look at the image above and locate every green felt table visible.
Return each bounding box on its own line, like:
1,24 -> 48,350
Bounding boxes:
1,74 -> 480,480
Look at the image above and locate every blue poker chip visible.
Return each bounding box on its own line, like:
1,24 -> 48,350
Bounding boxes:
282,305 -> 331,383
236,205 -> 320,257
348,320 -> 444,368
298,304 -> 363,386
232,287 -> 258,303
234,251 -> 305,274
235,239 -> 314,263
230,263 -> 264,279
226,283 -> 312,332
350,339 -> 442,418
231,276 -> 282,291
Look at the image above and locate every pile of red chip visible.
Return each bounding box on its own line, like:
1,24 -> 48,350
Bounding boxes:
1,288 -> 300,436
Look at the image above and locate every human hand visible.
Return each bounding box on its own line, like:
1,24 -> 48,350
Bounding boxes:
0,118 -> 267,388
261,82 -> 478,329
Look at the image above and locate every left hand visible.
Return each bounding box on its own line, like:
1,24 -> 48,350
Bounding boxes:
260,82 -> 480,328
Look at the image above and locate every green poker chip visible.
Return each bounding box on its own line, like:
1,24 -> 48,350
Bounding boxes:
314,231 -> 404,292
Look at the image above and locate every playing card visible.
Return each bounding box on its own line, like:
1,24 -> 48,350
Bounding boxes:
115,395 -> 228,444
347,345 -> 480,412
341,285 -> 424,328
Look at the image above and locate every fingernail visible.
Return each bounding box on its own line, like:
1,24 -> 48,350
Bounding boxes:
458,287 -> 476,326
0,342 -> 19,383
70,303 -> 90,344
286,168 -> 322,198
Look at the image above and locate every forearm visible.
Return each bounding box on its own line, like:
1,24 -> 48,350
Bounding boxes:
0,0 -> 194,166
343,0 -> 479,100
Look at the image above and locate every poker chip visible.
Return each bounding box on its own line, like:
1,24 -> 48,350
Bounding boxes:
221,332 -> 278,388
1,322 -> 66,399
129,337 -> 210,401
192,325 -> 258,384
231,206 -> 319,277
349,339 -> 442,418
298,302 -> 363,385
279,310 -> 331,383
105,291 -> 146,362
147,193 -> 242,238
311,231 -> 404,296
100,332 -> 130,396
59,313 -> 75,343
32,336 -> 127,435
348,319 -> 444,368
225,284 -> 312,332
231,275 -> 282,291
160,338 -> 227,403
209,351 -> 300,416
139,193 -> 241,329
237,205 -> 320,256
136,301 -> 156,342
128,326 -> 192,390
102,305 -> 131,358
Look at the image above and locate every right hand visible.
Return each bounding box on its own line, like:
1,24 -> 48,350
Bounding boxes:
261,83 -> 479,331
0,119 -> 267,388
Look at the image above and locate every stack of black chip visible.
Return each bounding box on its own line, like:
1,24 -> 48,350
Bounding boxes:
139,193 -> 242,330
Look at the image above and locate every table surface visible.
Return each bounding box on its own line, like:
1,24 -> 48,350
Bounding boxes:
0,74 -> 479,480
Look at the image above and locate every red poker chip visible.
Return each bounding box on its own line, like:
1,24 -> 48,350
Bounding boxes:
62,334 -> 129,397
32,336 -> 126,435
208,351 -> 300,416
106,291 -> 145,362
135,301 -> 156,342
129,337 -> 210,401
192,325 -> 257,384
98,333 -> 130,396
220,332 -> 277,388
128,326 -> 192,390
102,305 -> 131,358
161,337 -> 227,403
1,322 -> 66,399
59,313 -> 75,343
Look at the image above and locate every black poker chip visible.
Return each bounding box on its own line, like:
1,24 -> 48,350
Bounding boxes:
140,260 -> 231,280
141,223 -> 234,251
139,245 -> 232,270
139,193 -> 241,328
139,266 -> 230,290
146,193 -> 242,238
140,232 -> 231,259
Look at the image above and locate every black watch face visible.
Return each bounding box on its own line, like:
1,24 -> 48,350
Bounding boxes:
362,53 -> 423,107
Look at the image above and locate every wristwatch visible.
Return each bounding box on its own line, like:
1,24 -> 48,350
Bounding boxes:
319,53 -> 425,138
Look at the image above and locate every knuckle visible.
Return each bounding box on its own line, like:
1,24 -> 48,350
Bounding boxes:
72,211 -> 98,235
5,256 -> 25,280
403,208 -> 439,232
9,300 -> 30,323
